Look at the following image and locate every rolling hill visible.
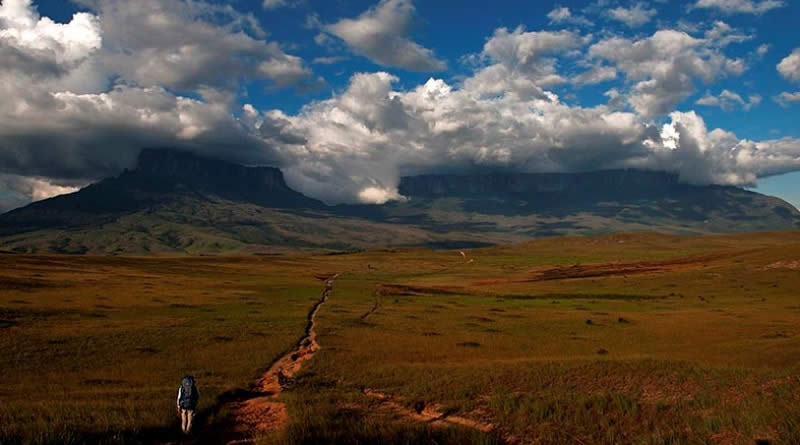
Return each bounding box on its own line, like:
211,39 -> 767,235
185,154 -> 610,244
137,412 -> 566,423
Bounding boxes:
0,148 -> 797,254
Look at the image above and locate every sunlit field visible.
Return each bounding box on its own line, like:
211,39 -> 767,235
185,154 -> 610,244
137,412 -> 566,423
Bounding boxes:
2,232 -> 800,444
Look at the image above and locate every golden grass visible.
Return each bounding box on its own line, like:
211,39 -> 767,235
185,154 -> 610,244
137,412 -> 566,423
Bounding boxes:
2,231 -> 800,443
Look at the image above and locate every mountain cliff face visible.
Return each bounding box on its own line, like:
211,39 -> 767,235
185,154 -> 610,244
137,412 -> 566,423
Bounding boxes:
390,169 -> 796,222
0,149 -> 322,237
400,170 -> 698,199
136,149 -> 298,198
1,148 -> 798,254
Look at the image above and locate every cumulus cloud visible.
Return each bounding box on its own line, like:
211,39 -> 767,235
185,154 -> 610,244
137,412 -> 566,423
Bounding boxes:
0,83 -> 268,181
0,174 -> 78,213
312,56 -> 348,65
74,0 -> 314,92
654,111 -> 800,185
464,27 -> 582,98
0,0 -> 102,85
0,0 -> 278,190
325,0 -> 446,72
262,0 -> 298,9
249,71 -> 800,205
546,6 -> 593,27
704,21 -> 752,47
773,91 -> 800,107
0,0 -> 102,64
692,0 -> 785,14
777,48 -> 800,82
695,89 -> 761,111
607,3 -> 657,28
572,65 -> 617,86
589,30 -> 746,117
1,1 -> 799,211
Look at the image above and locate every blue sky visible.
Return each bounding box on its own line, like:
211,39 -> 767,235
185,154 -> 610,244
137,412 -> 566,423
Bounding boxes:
1,0 -> 799,209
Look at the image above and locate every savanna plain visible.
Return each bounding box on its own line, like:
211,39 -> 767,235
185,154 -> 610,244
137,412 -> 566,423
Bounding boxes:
1,232 -> 800,444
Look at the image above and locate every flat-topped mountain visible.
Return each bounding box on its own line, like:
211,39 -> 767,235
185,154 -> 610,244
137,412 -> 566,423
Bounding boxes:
1,148 -> 797,254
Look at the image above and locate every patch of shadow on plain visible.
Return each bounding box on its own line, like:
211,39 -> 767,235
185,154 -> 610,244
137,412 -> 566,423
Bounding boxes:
0,423 -> 179,445
761,332 -> 792,339
82,312 -> 108,319
135,347 -> 159,354
211,336 -> 234,343
0,277 -> 61,292
81,379 -> 126,386
421,331 -> 441,336
418,240 -> 496,250
456,341 -> 481,348
0,319 -> 17,329
502,293 -> 669,301
351,319 -> 378,328
498,313 -> 526,319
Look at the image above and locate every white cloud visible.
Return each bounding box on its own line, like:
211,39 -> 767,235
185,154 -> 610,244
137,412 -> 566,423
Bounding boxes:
325,0 -> 445,72
654,111 -> 800,185
0,174 -> 78,210
312,56 -> 348,65
607,3 -> 657,28
77,0 -> 314,91
773,91 -> 800,107
778,48 -> 800,82
464,27 -> 581,98
249,71 -> 800,205
695,89 -> 761,111
0,0 -> 102,63
572,65 -> 617,85
263,0 -> 298,9
546,6 -> 593,27
258,56 -> 312,88
704,21 -> 752,47
589,30 -> 746,117
1,2 -> 799,210
0,0 -> 102,86
692,0 -> 785,14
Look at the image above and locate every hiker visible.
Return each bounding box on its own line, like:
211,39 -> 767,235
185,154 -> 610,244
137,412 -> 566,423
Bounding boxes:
176,375 -> 199,434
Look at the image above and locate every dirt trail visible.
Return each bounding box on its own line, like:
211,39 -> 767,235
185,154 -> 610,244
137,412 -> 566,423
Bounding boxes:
362,389 -> 517,444
360,289 -> 383,321
224,274 -> 338,442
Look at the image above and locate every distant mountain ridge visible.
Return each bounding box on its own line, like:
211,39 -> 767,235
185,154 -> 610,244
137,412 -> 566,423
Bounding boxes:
135,148 -> 324,210
401,170 -> 703,198
1,148 -> 797,254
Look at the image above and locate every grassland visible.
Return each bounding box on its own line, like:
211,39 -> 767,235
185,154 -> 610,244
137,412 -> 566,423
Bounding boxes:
2,232 -> 800,444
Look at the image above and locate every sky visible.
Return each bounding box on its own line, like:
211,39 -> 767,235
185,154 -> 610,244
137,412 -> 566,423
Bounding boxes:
0,0 -> 799,211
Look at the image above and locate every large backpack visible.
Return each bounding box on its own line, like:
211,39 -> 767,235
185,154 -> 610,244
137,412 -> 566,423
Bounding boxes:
179,376 -> 198,410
